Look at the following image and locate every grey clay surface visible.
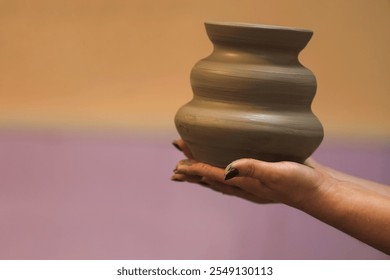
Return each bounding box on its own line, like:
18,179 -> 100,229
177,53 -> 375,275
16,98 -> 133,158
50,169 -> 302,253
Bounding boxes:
175,22 -> 324,167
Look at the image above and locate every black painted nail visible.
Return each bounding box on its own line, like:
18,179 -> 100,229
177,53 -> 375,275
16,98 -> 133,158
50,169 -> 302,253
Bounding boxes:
172,141 -> 182,152
224,167 -> 239,180
171,178 -> 184,182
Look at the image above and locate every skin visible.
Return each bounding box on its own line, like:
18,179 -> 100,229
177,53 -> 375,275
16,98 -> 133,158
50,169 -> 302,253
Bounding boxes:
171,139 -> 390,255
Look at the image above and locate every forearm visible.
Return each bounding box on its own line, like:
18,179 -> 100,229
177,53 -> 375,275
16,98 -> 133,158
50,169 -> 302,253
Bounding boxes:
308,159 -> 390,197
298,179 -> 390,254
327,169 -> 390,197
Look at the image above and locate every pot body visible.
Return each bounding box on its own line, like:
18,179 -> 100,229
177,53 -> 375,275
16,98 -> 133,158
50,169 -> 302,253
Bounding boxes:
175,22 -> 324,167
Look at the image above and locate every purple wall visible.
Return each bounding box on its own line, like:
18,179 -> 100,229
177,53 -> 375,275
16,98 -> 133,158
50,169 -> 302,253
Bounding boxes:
0,130 -> 388,259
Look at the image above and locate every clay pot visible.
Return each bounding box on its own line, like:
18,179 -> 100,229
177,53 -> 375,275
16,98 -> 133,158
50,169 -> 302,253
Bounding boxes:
175,21 -> 324,167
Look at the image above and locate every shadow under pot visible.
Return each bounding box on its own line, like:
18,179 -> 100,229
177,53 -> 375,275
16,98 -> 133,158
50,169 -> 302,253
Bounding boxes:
175,21 -> 324,168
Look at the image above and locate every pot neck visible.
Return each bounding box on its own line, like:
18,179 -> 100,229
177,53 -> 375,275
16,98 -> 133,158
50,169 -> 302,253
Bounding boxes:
205,21 -> 313,53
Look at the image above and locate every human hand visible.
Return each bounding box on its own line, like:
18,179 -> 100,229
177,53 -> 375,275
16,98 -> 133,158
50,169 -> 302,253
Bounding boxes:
171,139 -> 334,208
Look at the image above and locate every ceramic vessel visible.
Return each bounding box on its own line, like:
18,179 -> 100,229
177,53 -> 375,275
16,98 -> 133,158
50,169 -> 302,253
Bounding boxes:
175,21 -> 324,167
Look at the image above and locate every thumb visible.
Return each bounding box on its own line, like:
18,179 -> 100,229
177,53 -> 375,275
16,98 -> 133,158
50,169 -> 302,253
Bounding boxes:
172,139 -> 194,159
224,158 -> 280,182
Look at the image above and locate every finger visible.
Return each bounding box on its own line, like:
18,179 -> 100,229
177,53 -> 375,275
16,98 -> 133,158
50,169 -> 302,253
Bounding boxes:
174,159 -> 273,199
171,172 -> 203,183
175,159 -> 225,182
175,159 -> 263,192
224,158 -> 281,182
201,179 -> 274,204
224,158 -> 321,194
172,139 -> 194,159
172,172 -> 274,204
224,158 -> 302,184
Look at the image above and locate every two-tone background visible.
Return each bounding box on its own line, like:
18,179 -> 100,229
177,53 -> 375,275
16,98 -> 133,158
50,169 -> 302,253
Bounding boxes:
0,0 -> 389,259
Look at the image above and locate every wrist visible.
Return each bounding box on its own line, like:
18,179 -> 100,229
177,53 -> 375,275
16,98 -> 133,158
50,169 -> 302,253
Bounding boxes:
293,171 -> 340,212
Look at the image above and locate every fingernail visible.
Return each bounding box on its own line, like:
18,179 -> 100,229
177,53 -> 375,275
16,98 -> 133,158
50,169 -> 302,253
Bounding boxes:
171,177 -> 184,182
172,141 -> 182,152
224,165 -> 239,180
173,168 -> 186,175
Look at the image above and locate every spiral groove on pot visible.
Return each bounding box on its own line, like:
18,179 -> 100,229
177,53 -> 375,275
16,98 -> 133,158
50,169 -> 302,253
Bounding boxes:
175,22 -> 324,167
191,61 -> 316,108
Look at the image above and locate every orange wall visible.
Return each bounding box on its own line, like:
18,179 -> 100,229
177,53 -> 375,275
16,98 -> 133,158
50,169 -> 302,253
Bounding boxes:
0,0 -> 389,139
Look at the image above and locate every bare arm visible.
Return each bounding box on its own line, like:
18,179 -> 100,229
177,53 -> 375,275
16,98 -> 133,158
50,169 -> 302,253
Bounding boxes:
171,140 -> 390,254
306,158 -> 390,197
298,174 -> 390,254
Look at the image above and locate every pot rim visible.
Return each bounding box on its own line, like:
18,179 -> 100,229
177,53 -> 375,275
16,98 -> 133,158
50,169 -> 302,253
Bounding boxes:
205,21 -> 312,34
